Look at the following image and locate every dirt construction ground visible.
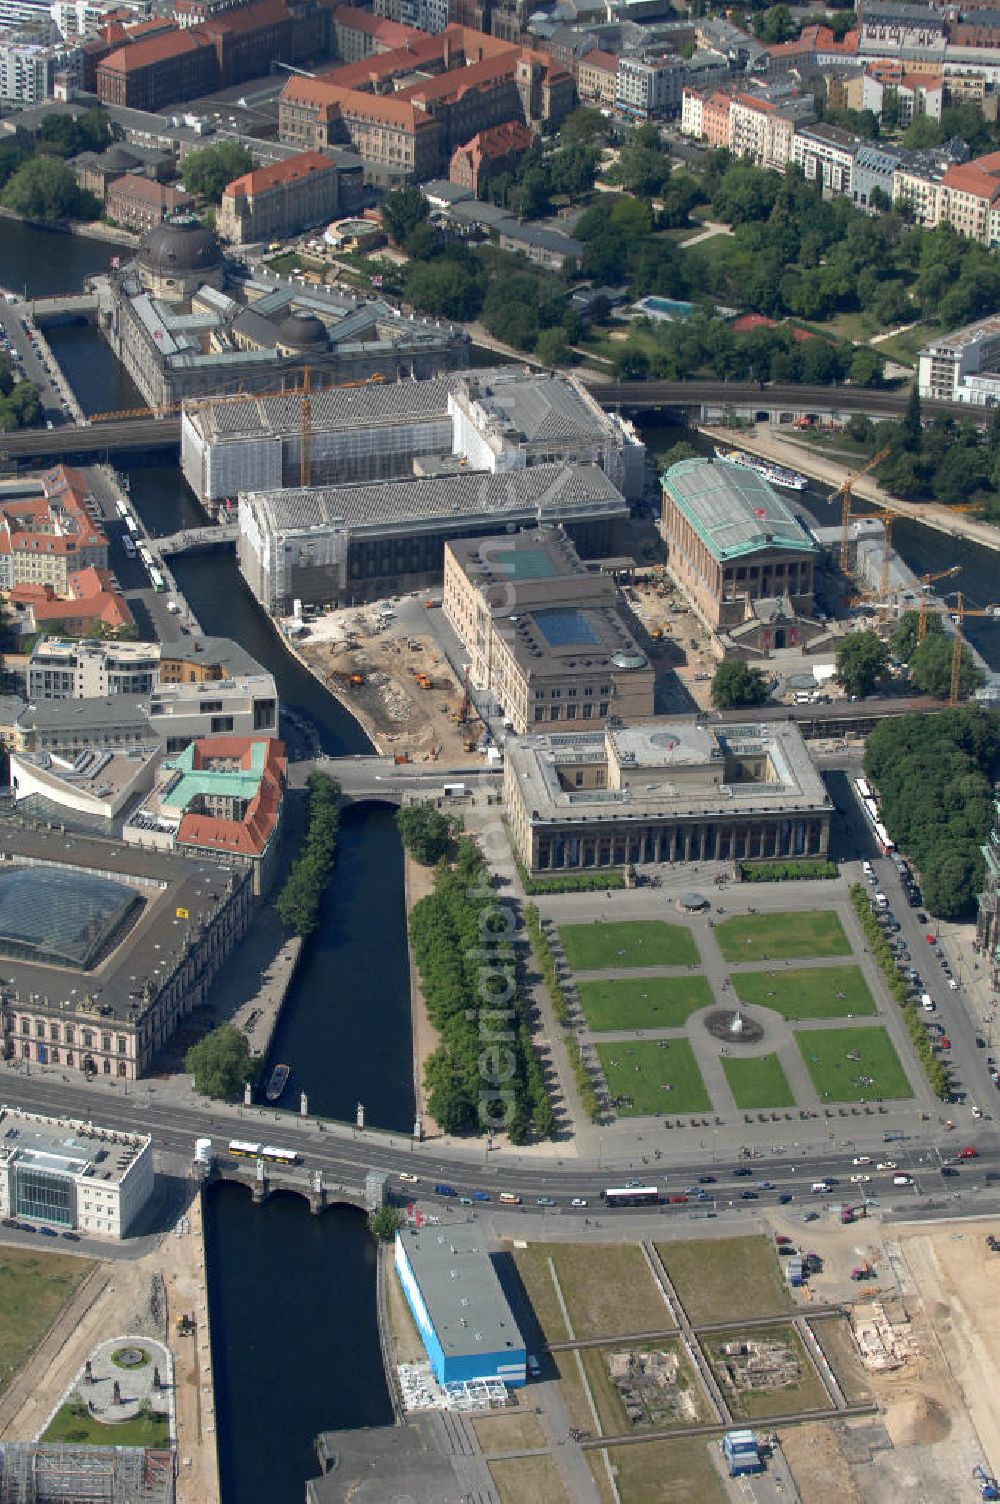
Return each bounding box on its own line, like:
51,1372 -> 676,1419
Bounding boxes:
0,1186 -> 218,1504
781,1218 -> 1000,1504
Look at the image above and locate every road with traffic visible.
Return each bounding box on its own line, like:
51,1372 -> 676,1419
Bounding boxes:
0,1056 -> 995,1224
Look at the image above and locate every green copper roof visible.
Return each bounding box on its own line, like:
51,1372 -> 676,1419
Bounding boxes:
161,740 -> 266,812
662,458 -> 817,564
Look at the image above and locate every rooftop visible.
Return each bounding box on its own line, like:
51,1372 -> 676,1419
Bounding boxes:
0,1107 -> 149,1188
397,1225 -> 524,1361
0,866 -> 142,970
242,463 -> 628,539
662,457 -> 818,563
222,148 -> 338,199
0,825 -> 245,1022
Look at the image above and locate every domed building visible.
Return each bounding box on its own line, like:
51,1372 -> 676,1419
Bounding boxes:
273,310 -> 328,355
136,212 -> 223,303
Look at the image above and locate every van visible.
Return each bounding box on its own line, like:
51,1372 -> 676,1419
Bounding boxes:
921,993 -> 935,1011
794,691 -> 812,704
874,892 -> 888,909
811,1181 -> 831,1193
861,860 -> 873,876
442,782 -> 467,798
433,1183 -> 456,1197
498,1192 -> 521,1205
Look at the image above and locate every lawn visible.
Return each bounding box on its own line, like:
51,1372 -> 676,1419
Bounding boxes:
871,322 -> 937,370
0,1248 -> 92,1396
577,975 -> 713,1031
490,1456 -> 570,1504
713,910 -> 851,962
731,965 -> 876,1019
559,921 -> 698,972
655,1236 -> 793,1326
474,1412 -> 547,1455
598,1039 -> 711,1115
812,1317 -> 872,1406
42,1401 -> 169,1448
796,1025 -> 914,1102
596,1438 -> 728,1504
512,1243 -> 672,1343
722,1053 -> 796,1109
706,1323 -> 829,1420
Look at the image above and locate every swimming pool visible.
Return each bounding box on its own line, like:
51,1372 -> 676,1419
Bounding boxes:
634,296 -> 694,321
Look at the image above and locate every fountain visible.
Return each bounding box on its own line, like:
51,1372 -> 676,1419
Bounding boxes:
705,1007 -> 764,1046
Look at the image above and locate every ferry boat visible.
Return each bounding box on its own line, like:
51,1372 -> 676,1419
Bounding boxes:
265,1062 -> 290,1102
713,445 -> 809,492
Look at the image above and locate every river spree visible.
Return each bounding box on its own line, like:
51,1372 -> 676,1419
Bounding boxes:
204,1184 -> 393,1504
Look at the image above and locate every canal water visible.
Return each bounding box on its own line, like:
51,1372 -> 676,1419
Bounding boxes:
203,1185 -> 393,1504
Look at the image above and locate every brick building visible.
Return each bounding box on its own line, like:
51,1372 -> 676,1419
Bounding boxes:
216,149 -> 342,244
96,26 -> 215,107
105,173 -> 189,230
449,118 -> 533,192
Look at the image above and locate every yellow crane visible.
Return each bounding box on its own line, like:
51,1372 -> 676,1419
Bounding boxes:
917,591 -> 1000,705
837,446 -> 893,575
915,566 -> 961,643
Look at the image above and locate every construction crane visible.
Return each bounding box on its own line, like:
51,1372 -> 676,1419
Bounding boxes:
837,446 -> 893,575
915,566 -> 961,643
300,366 -> 312,488
917,592 -> 1000,706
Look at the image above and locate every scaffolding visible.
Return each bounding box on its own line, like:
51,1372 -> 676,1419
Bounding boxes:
0,1445 -> 174,1504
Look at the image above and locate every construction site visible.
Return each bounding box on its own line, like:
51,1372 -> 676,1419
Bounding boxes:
715,1333 -> 802,1397
0,1444 -> 173,1504
605,1346 -> 701,1428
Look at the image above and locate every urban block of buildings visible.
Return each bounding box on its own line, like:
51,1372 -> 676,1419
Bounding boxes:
238,461 -> 628,612
660,457 -> 822,655
918,312 -> 1000,403
181,363 -> 645,505
443,527 -> 653,735
278,23 -> 573,183
394,1225 -> 527,1388
504,717 -> 832,878
103,212 -> 468,408
0,824 -> 252,1078
7,634 -> 278,756
0,1106 -> 153,1237
0,466 -> 107,595
6,564 -> 134,638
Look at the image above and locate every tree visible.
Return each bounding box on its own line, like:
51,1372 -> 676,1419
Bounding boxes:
559,107 -> 608,146
368,1206 -> 405,1241
404,258 -> 481,320
535,326 -> 569,366
835,630 -> 889,698
185,1025 -> 252,1101
2,156 -> 96,222
381,184 -> 430,246
275,771 -> 341,937
182,142 -> 253,203
908,633 -> 983,700
660,440 -> 697,468
892,608 -> 943,663
396,802 -> 455,865
755,4 -> 798,42
711,660 -> 771,709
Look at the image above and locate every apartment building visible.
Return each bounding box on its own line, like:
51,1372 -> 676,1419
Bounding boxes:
792,123 -> 858,196
577,47 -> 617,107
331,3 -> 421,61
216,149 -> 341,245
615,53 -> 681,118
892,158 -> 945,222
702,87 -> 731,146
729,93 -> 796,172
680,85 -> 703,136
858,2 -> 947,56
861,61 -> 943,123
918,313 -> 1000,403
940,153 -> 1000,245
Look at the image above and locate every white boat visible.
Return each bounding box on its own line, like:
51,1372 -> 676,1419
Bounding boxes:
713,446 -> 809,492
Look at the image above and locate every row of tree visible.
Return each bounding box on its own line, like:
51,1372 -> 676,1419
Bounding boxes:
409,838 -> 555,1142
275,772 -> 341,938
850,885 -> 952,1099
0,353 -> 40,433
395,802 -> 457,865
863,707 -> 1000,918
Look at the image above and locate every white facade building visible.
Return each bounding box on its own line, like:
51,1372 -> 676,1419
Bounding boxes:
918,313 -> 1000,404
0,1107 -> 154,1238
615,54 -> 682,118
0,38 -> 67,101
792,124 -> 858,196
680,87 -> 703,137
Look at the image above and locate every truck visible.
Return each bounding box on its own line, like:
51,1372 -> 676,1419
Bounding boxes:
443,782 -> 467,798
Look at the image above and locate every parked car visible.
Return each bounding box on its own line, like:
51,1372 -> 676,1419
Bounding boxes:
473,1190 -> 490,1202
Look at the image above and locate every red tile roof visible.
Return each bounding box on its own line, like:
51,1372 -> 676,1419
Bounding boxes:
581,49 -> 618,73
332,4 -> 422,47
99,27 -> 212,74
223,149 -> 336,198
942,160 -> 1000,200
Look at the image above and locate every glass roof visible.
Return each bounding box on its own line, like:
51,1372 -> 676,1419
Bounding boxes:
0,867 -> 141,970
535,609 -> 600,647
